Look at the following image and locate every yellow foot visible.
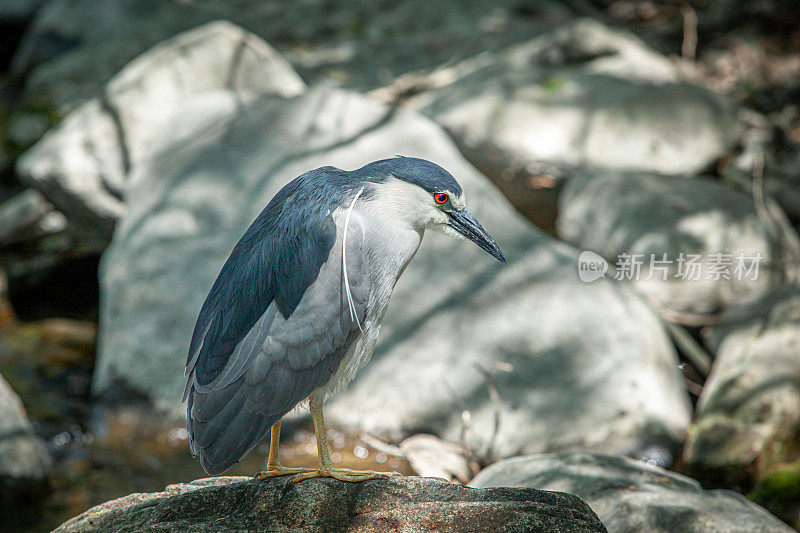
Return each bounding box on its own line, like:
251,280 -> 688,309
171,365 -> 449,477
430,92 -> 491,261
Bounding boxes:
292,467 -> 400,483
254,465 -> 316,479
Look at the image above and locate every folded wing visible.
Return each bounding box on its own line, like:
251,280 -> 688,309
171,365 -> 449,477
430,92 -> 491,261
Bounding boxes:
184,175 -> 368,474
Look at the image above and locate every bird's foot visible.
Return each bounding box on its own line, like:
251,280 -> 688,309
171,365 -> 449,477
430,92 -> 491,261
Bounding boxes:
254,464 -> 316,480
292,467 -> 399,483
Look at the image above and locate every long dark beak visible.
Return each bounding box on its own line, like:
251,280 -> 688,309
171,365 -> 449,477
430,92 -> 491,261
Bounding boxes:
446,209 -> 506,263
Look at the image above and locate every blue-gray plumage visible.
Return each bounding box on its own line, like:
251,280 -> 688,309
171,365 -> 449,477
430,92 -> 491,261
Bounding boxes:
184,157 -> 504,481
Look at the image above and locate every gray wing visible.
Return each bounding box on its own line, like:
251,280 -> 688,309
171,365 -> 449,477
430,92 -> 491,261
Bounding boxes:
186,210 -> 369,475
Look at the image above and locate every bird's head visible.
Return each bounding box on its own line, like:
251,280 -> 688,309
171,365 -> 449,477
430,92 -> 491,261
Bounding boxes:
360,157 -> 506,263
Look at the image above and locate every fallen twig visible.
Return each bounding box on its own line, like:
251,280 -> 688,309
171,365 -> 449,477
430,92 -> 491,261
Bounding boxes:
358,433 -> 405,458
663,321 -> 712,377
680,3 -> 698,62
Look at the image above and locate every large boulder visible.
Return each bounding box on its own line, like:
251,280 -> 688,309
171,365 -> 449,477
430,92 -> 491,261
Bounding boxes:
10,0 -> 212,110
557,170 -> 778,316
406,19 -> 739,177
0,372 -> 51,501
95,79 -> 691,462
16,20 -> 305,255
54,475 -> 606,532
471,453 -> 793,533
684,287 -> 800,486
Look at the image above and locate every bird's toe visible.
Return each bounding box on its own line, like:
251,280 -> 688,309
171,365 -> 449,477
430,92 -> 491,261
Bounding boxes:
255,465 -> 315,480
291,467 -> 394,483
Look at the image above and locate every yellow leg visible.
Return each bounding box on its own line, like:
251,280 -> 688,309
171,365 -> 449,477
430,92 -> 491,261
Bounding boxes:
254,420 -> 314,479
292,401 -> 396,483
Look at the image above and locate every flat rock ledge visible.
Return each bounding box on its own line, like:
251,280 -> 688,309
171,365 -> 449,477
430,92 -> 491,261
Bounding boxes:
54,475 -> 606,532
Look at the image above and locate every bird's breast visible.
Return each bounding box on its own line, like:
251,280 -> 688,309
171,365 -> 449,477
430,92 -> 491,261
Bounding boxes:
361,213 -> 423,320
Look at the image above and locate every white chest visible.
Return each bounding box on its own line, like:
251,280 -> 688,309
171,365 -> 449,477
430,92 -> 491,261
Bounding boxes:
309,198 -> 423,401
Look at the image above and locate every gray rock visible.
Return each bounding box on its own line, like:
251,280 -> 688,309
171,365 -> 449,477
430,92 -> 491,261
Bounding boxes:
407,19 -> 739,176
11,0 -> 211,109
16,20 -> 305,254
399,434 -> 473,483
0,191 -> 71,299
0,189 -> 66,246
0,373 -> 51,501
471,453 -> 793,533
557,170 -> 778,316
684,287 -> 800,485
95,83 -> 691,461
54,475 -> 606,532
13,0 -> 573,110
506,18 -> 678,84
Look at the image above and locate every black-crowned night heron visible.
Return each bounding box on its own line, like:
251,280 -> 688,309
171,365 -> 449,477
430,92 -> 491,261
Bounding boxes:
184,157 -> 505,482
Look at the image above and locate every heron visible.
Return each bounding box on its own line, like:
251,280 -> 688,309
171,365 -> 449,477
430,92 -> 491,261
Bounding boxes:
184,156 -> 505,482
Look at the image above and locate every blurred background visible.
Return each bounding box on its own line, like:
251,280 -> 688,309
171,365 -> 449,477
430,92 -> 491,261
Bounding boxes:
0,1 -> 798,531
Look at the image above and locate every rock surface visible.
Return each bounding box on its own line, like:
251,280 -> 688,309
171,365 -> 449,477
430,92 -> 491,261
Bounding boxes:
54,475 -> 606,532
399,434 -> 474,483
94,78 -> 691,461
12,0 -> 573,109
407,19 -> 739,177
684,287 -> 800,485
557,170 -> 778,316
16,20 -> 305,255
0,372 -> 51,501
0,188 -> 65,246
471,453 -> 793,533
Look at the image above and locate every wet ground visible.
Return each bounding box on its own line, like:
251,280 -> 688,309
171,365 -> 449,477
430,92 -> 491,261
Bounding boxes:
0,299 -> 411,532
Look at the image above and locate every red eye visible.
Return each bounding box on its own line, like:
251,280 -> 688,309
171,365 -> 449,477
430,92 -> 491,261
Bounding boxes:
434,193 -> 449,204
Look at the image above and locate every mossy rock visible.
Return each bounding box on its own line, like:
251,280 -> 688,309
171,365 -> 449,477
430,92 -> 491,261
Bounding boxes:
749,461 -> 800,529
